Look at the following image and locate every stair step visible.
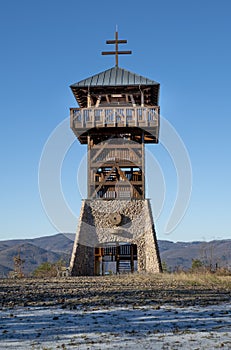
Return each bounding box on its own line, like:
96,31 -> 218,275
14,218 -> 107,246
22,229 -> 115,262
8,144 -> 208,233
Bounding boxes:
118,261 -> 131,273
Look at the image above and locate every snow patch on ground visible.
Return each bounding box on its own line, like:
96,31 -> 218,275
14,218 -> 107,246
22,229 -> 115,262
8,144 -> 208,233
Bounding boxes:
0,303 -> 230,349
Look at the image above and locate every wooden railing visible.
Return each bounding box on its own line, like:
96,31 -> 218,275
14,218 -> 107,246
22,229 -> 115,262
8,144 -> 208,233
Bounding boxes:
70,106 -> 159,129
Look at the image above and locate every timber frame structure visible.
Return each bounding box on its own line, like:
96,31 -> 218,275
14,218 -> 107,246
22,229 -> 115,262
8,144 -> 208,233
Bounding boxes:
70,65 -> 160,201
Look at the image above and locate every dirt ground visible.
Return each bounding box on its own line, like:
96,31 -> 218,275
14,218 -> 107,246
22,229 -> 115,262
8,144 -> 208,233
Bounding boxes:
0,273 -> 230,309
0,274 -> 231,349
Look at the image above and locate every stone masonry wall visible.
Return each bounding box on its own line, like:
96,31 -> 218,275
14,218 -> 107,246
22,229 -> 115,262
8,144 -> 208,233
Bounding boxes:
70,199 -> 162,275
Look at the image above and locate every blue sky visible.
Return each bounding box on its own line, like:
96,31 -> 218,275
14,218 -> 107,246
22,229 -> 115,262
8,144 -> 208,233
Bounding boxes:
0,0 -> 230,242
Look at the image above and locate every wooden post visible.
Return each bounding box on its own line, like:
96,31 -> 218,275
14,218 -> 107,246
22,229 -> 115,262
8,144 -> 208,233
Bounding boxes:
116,244 -> 119,274
102,255 -> 105,276
141,91 -> 144,107
142,131 -> 145,199
87,135 -> 91,198
95,95 -> 101,108
87,92 -> 91,108
131,244 -> 134,273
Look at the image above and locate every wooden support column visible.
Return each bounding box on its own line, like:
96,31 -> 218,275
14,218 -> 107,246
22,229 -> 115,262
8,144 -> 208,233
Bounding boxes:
142,131 -> 145,199
87,135 -> 91,198
130,94 -> 136,107
116,244 -> 120,274
131,244 -> 134,273
141,91 -> 144,107
87,91 -> 91,108
95,95 -> 101,107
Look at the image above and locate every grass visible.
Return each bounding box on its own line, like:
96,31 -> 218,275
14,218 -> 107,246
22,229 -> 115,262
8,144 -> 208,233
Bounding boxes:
111,270 -> 231,290
186,271 -> 229,287
160,271 -> 231,288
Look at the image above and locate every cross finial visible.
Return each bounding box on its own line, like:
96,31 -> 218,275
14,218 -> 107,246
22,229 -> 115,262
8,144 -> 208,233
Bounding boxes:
101,31 -> 132,67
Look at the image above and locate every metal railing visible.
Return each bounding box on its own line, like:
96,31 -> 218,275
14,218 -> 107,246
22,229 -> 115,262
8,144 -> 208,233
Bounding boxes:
70,106 -> 159,129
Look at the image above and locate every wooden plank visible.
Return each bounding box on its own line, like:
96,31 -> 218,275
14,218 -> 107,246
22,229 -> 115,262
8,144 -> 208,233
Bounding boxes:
90,161 -> 142,167
91,143 -> 143,149
94,181 -> 143,186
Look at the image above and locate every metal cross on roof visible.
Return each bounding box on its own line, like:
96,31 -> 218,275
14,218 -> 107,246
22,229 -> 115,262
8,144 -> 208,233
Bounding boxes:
101,31 -> 132,67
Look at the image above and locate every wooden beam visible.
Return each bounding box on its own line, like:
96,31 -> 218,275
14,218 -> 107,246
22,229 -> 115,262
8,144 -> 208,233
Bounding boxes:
115,165 -> 142,198
94,181 -> 143,186
91,167 -> 117,198
90,161 -> 142,168
95,95 -> 101,108
91,143 -> 142,149
91,141 -> 109,163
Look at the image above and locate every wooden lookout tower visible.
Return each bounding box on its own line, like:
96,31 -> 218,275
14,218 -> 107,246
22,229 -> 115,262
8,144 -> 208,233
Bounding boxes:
69,32 -> 162,275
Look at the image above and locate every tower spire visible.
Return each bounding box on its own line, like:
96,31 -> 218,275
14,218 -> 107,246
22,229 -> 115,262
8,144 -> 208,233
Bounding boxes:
101,30 -> 132,67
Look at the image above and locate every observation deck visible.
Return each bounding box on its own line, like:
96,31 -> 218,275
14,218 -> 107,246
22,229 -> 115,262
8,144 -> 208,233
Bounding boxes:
70,105 -> 159,144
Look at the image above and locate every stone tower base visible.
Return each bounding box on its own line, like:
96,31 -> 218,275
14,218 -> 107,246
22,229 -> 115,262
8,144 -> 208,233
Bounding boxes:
69,199 -> 162,276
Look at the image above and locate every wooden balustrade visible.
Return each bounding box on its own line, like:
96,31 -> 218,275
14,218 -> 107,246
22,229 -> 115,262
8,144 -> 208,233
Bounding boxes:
70,106 -> 159,129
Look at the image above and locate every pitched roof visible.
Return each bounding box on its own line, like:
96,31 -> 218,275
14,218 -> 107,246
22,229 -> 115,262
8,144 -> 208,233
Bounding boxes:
71,66 -> 159,87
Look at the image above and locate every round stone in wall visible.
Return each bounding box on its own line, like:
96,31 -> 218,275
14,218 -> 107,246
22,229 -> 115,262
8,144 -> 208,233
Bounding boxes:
109,213 -> 122,226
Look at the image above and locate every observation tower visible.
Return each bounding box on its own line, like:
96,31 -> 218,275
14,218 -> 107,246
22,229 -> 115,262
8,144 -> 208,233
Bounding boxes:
69,32 -> 162,275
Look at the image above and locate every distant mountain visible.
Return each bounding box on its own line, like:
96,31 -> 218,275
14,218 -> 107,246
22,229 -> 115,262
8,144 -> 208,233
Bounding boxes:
0,234 -> 72,277
0,264 -> 11,276
159,239 -> 231,271
0,233 -> 230,277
